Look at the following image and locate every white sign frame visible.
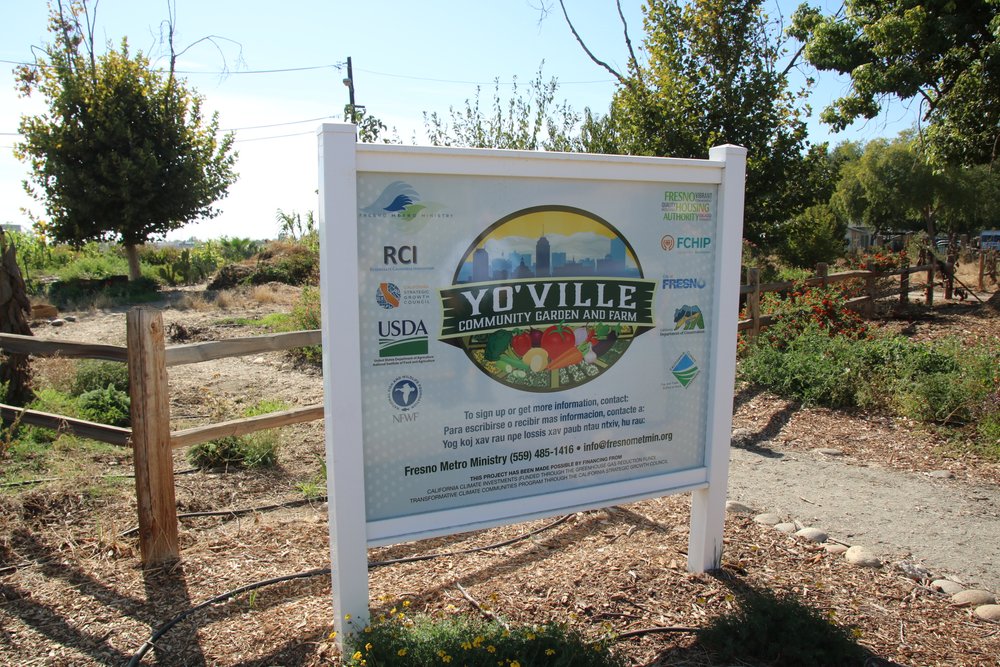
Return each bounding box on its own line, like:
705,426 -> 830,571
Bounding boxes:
318,123 -> 746,633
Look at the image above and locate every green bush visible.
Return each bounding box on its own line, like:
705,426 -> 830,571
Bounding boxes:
697,588 -> 867,666
47,275 -> 160,308
187,399 -> 288,469
344,611 -> 624,667
72,360 -> 130,395
282,286 -> 322,364
77,386 -> 131,426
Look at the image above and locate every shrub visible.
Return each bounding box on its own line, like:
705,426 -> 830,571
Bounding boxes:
187,399 -> 288,469
343,610 -> 624,667
77,386 -> 131,426
697,588 -> 867,666
72,360 -> 130,395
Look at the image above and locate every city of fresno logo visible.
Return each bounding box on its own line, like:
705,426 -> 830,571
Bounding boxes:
439,206 -> 656,392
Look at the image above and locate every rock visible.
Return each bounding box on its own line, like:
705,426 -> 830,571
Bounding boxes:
726,501 -> 754,514
753,513 -> 782,526
49,318 -> 66,327
773,522 -> 797,533
844,546 -> 881,568
952,589 -> 996,607
926,470 -> 954,479
974,604 -> 1000,621
896,560 -> 932,581
63,315 -> 77,322
825,544 -> 848,555
813,448 -> 843,456
731,427 -> 753,440
932,579 -> 965,595
795,527 -> 828,543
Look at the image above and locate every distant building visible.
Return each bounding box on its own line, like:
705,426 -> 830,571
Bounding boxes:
535,235 -> 551,277
845,226 -> 872,251
472,248 -> 490,282
1,224 -> 24,234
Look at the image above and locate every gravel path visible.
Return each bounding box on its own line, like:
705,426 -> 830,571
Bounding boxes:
727,442 -> 1000,592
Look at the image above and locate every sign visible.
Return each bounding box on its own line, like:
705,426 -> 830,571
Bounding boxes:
319,124 -> 746,635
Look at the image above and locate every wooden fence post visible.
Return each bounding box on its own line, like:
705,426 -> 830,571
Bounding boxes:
748,268 -> 760,342
980,252 -> 987,291
944,261 -> 954,300
864,271 -> 876,318
926,249 -> 935,307
900,265 -> 909,305
127,308 -> 178,567
816,262 -> 829,289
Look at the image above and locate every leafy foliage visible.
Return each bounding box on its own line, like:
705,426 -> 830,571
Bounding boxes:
790,0 -> 1000,166
72,360 -> 129,395
343,609 -> 624,667
14,1 -> 237,279
76,385 -> 130,426
187,399 -> 288,469
583,0 -> 812,248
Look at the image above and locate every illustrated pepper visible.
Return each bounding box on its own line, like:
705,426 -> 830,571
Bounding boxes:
511,330 -> 532,357
540,323 -> 575,359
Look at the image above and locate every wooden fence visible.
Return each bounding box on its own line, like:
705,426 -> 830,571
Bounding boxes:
739,260 -> 943,339
0,310 -> 323,567
0,257 -> 981,566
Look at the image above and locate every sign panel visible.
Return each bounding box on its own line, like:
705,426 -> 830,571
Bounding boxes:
356,177 -> 718,523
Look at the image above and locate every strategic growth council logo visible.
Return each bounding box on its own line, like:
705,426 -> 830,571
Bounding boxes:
438,206 -> 657,392
376,282 -> 401,309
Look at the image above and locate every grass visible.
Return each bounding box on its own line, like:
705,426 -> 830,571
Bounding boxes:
187,398 -> 290,469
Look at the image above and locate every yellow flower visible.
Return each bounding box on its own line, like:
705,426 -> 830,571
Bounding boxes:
328,631 -> 338,640
442,655 -> 453,663
364,626 -> 372,634
526,632 -> 535,640
344,614 -> 352,621
461,641 -> 472,650
352,651 -> 362,660
397,648 -> 408,657
487,645 -> 496,653
365,643 -> 372,651
510,661 -> 521,667
472,636 -> 485,648
545,648 -> 556,656
403,600 -> 412,607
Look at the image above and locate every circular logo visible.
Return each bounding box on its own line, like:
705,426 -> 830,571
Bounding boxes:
388,376 -> 421,410
376,282 -> 401,309
660,235 -> 675,251
440,206 -> 653,393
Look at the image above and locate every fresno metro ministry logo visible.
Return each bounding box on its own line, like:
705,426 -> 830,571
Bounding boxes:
360,181 -> 449,233
389,376 -> 421,411
438,206 -> 656,392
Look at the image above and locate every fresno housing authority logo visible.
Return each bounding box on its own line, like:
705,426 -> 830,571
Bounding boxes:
438,206 -> 656,392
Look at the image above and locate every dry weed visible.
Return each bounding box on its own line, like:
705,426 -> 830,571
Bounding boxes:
250,284 -> 282,304
175,293 -> 212,311
214,289 -> 240,310
32,356 -> 79,392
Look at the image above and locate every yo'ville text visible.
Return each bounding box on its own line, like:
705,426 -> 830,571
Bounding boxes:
439,278 -> 655,337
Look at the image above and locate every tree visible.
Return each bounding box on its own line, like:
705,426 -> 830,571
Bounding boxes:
14,1 -> 237,280
790,0 -> 1000,167
558,0 -> 813,248
830,135 -> 1000,239
423,67 -> 581,151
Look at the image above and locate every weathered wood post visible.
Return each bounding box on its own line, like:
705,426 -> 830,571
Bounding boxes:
127,308 -> 179,567
864,271 -> 876,319
816,262 -> 828,289
944,256 -> 955,300
926,246 -> 935,307
900,264 -> 909,305
980,252 -> 987,291
748,267 -> 760,342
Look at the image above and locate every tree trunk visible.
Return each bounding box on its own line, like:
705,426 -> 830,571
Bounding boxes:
125,243 -> 142,281
0,229 -> 33,405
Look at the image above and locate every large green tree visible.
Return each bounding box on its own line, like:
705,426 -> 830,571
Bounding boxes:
791,0 -> 1000,167
560,0 -> 814,249
15,1 -> 237,280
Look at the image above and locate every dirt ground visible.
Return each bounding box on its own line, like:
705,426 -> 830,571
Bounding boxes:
1,282 -> 998,666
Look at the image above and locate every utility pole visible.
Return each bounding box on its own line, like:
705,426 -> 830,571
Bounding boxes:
343,56 -> 357,124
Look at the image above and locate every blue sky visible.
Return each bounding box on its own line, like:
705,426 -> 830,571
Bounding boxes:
0,0 -> 920,240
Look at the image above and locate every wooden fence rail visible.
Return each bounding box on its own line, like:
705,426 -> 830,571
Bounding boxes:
0,314 -> 326,567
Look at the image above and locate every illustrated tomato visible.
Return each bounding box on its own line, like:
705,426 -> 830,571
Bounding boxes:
511,331 -> 532,357
540,323 -> 575,359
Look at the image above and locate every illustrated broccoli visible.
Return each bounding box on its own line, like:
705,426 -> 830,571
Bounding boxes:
484,329 -> 513,361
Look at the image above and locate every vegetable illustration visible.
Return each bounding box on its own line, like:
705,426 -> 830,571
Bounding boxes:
522,347 -> 549,372
540,323 -> 575,359
529,328 -> 544,347
484,329 -> 513,361
591,330 -> 618,357
547,345 -> 584,370
511,331 -> 532,357
497,350 -> 530,372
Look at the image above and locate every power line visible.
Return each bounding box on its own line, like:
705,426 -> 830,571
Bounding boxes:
355,66 -> 614,86
221,115 -> 334,132
0,58 -> 344,76
232,130 -> 313,143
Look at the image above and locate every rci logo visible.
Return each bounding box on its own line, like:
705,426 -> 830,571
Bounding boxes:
384,246 -> 418,265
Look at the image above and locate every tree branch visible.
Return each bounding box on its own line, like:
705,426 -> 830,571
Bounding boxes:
616,0 -> 642,84
558,0 -> 625,84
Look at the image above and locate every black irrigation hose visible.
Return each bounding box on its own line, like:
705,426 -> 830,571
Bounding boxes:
118,495 -> 326,538
126,514 -> 573,666
0,468 -> 199,489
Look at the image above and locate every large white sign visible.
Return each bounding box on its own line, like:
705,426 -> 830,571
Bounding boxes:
319,124 -> 746,633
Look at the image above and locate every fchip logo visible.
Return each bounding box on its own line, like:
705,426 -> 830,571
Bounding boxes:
661,235 -> 676,251
661,235 -> 711,252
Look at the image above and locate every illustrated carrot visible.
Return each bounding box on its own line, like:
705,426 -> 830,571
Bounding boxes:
547,345 -> 583,370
